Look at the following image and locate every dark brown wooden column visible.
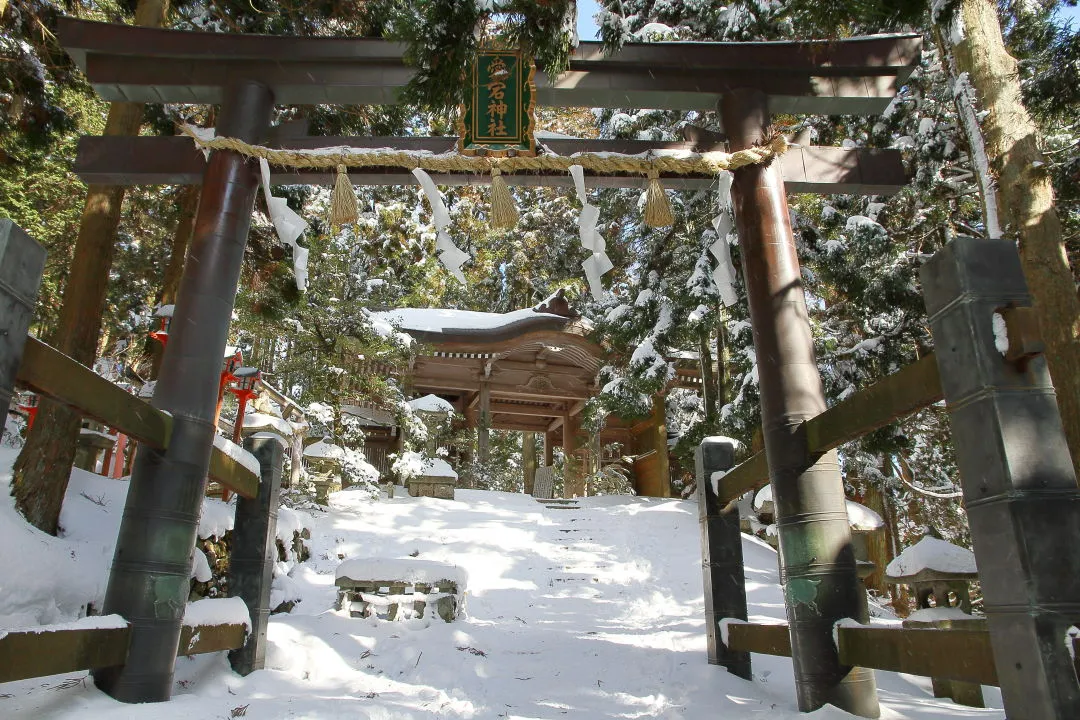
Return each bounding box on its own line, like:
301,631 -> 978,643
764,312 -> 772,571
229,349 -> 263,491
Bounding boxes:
563,410 -> 585,498
93,81 -> 274,703
477,379 -> 491,468
720,88 -> 878,717
522,431 -> 537,494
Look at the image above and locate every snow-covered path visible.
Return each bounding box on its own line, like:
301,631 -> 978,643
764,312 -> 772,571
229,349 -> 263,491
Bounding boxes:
1,483 -> 1004,719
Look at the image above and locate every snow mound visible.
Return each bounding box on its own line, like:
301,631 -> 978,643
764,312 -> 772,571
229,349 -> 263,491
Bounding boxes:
906,607 -> 974,623
421,457 -> 457,479
183,596 -> 251,631
886,536 -> 978,578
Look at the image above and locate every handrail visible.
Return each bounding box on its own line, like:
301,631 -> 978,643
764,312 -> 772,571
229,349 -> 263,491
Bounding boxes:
17,336 -> 258,498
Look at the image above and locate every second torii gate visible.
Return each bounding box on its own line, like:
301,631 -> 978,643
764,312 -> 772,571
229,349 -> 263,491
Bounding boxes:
59,17 -> 921,716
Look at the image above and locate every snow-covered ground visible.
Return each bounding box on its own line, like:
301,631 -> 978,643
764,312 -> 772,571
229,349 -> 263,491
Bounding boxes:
0,440 -> 1004,719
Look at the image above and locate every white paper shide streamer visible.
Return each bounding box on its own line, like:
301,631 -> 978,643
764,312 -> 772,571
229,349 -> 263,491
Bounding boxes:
569,165 -> 612,301
411,168 -> 470,283
711,171 -> 738,307
259,158 -> 310,291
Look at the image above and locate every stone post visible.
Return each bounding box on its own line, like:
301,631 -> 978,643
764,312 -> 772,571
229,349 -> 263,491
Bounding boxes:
695,437 -> 751,679
229,434 -> 284,676
0,220 -> 46,426
921,236 -> 1080,720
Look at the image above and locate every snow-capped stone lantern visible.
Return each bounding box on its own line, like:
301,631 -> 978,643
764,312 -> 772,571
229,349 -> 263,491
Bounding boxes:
303,437 -> 345,504
885,533 -> 979,614
148,304 -> 173,348
887,532 -> 983,707
407,394 -> 456,455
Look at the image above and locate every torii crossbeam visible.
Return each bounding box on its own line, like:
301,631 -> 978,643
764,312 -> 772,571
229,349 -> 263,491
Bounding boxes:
59,17 -> 921,716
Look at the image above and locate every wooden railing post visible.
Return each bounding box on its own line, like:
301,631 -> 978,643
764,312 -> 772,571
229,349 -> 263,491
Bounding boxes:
93,80 -> 274,703
0,220 -> 46,427
921,236 -> 1080,720
228,434 -> 284,675
695,437 -> 751,679
720,88 -> 878,717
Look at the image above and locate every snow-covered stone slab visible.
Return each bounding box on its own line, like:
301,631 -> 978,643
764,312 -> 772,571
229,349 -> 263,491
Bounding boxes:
335,558 -> 467,623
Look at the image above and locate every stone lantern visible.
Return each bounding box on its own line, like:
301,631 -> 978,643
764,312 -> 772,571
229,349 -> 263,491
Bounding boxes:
886,533 -> 983,707
407,394 -> 456,455
303,437 -> 345,504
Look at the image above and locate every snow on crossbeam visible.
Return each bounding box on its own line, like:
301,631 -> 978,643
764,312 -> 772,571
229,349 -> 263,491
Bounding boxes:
0,606 -> 248,683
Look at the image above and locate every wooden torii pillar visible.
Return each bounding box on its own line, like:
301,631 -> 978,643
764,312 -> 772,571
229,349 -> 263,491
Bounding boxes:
721,89 -> 877,716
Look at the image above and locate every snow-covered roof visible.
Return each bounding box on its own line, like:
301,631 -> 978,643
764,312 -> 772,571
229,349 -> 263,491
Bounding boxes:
885,536 -> 978,579
335,557 -> 468,587
341,404 -> 395,427
408,394 -> 455,415
371,307 -> 570,337
303,439 -> 345,461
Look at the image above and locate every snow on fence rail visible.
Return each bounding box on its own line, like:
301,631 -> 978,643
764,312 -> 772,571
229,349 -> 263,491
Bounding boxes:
16,336 -> 260,498
715,353 -> 943,506
0,613 -> 247,684
724,621 -> 998,686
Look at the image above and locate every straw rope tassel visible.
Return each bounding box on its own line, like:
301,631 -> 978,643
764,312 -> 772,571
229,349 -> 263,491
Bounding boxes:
328,164 -> 359,228
489,167 -> 519,229
643,169 -> 674,227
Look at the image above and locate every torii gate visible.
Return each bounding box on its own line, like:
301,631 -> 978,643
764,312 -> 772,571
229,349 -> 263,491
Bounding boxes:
58,17 -> 920,715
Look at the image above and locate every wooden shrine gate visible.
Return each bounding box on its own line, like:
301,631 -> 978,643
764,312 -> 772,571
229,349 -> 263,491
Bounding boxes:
38,15 -> 1080,719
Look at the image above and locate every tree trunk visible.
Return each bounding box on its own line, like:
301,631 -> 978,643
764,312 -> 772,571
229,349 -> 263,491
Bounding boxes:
698,326 -> 717,424
10,0 -> 170,534
149,185 -> 199,378
860,482 -> 891,595
942,0 -> 1080,477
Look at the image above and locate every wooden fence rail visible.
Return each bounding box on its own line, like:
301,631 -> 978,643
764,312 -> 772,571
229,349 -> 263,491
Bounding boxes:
725,622 -> 998,686
16,336 -> 259,498
0,621 -> 247,684
717,353 -> 943,506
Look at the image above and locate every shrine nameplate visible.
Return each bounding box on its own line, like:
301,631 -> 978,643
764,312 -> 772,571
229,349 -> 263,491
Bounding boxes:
458,46 -> 536,157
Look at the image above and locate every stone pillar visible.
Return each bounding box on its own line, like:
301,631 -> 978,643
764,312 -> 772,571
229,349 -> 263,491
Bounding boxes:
93,81 -> 274,703
720,88 -> 878,717
921,236 -> 1080,720
696,437 -> 751,679
522,431 -> 537,494
228,434 -> 284,676
0,221 -> 46,425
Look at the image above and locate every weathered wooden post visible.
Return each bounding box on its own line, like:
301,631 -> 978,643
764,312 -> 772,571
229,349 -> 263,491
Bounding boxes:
720,88 -> 879,717
93,80 -> 274,703
695,437 -> 751,679
563,409 -> 584,497
229,434 -> 284,675
0,220 -> 46,427
920,236 -> 1080,719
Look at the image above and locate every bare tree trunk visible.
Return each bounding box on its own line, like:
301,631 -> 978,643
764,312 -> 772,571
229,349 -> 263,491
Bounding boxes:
861,482 -> 891,595
939,0 -> 1080,477
10,0 -> 171,534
